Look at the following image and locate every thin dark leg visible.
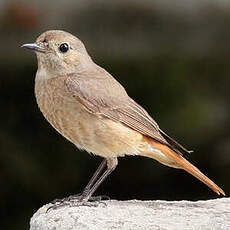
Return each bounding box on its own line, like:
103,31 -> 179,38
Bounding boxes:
80,158 -> 117,201
80,166 -> 116,202
81,159 -> 107,196
47,158 -> 117,211
49,159 -> 106,204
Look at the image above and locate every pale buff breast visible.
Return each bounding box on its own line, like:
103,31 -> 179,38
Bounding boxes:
34,74 -> 145,158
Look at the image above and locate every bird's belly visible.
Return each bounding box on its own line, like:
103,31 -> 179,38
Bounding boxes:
48,108 -> 144,158
35,78 -> 144,158
39,102 -> 144,158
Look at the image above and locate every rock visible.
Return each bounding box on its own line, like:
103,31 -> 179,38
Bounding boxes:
30,198 -> 230,230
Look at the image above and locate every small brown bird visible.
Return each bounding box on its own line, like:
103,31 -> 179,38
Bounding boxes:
22,30 -> 225,203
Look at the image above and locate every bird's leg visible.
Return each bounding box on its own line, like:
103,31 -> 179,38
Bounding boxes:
81,158 -> 107,196
79,157 -> 118,202
49,159 -> 106,206
48,158 -> 117,210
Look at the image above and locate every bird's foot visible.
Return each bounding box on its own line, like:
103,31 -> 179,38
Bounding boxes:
46,194 -> 110,212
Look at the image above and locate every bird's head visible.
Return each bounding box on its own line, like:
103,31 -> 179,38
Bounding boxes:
22,30 -> 92,75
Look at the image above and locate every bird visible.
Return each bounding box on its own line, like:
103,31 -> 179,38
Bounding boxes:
22,30 -> 225,204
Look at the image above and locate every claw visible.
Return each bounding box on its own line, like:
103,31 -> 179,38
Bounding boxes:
46,194 -> 110,212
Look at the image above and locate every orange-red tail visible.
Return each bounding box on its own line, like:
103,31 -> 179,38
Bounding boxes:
142,137 -> 225,196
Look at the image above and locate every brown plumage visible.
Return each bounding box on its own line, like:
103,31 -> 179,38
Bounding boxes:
142,137 -> 225,195
22,30 -> 225,202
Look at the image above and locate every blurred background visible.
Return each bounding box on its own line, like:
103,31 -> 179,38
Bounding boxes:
1,0 -> 230,229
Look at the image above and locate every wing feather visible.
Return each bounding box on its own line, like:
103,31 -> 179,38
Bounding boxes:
65,74 -> 190,154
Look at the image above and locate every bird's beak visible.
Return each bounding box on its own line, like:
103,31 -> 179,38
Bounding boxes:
21,43 -> 46,53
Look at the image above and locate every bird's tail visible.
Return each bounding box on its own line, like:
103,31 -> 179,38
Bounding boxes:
141,136 -> 225,196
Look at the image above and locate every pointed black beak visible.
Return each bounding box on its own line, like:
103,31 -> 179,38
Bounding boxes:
21,43 -> 46,53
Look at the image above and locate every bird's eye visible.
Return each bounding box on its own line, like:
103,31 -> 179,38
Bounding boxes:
59,43 -> 69,53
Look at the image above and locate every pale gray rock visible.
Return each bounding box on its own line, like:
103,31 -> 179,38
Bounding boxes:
30,198 -> 230,230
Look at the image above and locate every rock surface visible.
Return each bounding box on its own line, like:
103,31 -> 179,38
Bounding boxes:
30,198 -> 230,230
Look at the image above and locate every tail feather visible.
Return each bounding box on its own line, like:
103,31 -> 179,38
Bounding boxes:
142,137 -> 225,196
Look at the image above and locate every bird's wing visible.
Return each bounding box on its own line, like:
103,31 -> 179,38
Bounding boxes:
65,74 -> 190,154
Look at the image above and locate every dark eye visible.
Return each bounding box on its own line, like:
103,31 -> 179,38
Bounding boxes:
59,43 -> 69,53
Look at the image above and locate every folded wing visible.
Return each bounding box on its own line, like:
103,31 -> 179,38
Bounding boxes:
65,73 -> 190,155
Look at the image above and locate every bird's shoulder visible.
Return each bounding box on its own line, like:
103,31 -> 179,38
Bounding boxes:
65,70 -> 128,109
